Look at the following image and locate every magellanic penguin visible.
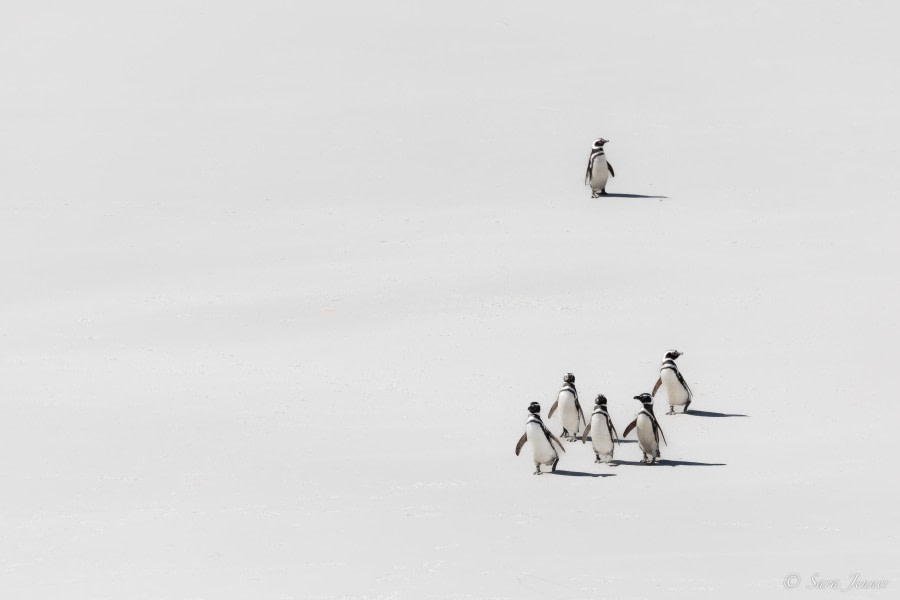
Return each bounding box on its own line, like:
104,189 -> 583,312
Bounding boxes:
548,372 -> 586,441
622,393 -> 668,464
581,394 -> 619,464
652,350 -> 693,415
515,402 -> 566,475
585,138 -> 615,198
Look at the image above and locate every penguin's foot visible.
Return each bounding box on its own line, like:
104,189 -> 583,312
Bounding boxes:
667,408 -> 676,415
600,190 -> 609,196
591,192 -> 601,198
534,467 -> 542,475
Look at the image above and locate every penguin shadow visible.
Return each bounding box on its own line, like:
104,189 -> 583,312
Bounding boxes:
580,436 -> 637,444
601,193 -> 669,199
552,469 -> 617,478
615,459 -> 726,467
684,409 -> 749,418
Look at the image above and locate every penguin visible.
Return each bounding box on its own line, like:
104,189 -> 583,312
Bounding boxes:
651,350 -> 693,415
515,402 -> 566,475
622,393 -> 668,464
581,394 -> 619,464
548,372 -> 586,441
584,138 -> 615,198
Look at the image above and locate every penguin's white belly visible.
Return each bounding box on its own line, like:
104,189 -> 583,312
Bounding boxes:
557,392 -> 580,433
661,370 -> 689,406
590,156 -> 609,191
526,422 -> 557,465
636,413 -> 658,456
590,414 -> 614,456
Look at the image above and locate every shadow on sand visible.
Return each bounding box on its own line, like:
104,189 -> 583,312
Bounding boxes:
581,437 -> 637,444
600,193 -> 668,199
685,410 -> 749,418
552,470 -> 617,478
615,459 -> 726,467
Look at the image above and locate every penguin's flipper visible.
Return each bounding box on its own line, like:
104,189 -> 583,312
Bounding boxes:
515,433 -> 528,456
547,430 -> 566,453
581,423 -> 592,443
622,419 -> 637,438
548,399 -> 559,418
654,419 -> 668,446
575,399 -> 586,426
607,160 -> 615,177
676,371 -> 693,399
608,417 -> 620,445
585,155 -> 594,185
651,377 -> 662,397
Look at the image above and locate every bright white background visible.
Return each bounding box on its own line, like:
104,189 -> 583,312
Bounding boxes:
2,1 -> 898,598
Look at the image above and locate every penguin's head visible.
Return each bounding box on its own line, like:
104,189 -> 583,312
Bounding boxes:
528,402 -> 541,414
563,372 -> 575,384
664,349 -> 683,360
633,393 -> 653,405
592,138 -> 609,150
595,394 -> 608,406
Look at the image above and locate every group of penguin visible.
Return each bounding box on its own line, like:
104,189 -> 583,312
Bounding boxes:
515,350 -> 693,475
514,141 -> 688,474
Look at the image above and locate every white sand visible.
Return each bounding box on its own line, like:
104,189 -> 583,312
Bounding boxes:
2,2 -> 899,598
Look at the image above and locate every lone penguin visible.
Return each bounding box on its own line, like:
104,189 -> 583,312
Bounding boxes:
581,394 -> 619,464
585,138 -> 615,197
548,373 -> 586,441
652,350 -> 693,415
515,402 -> 566,475
622,393 -> 667,464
